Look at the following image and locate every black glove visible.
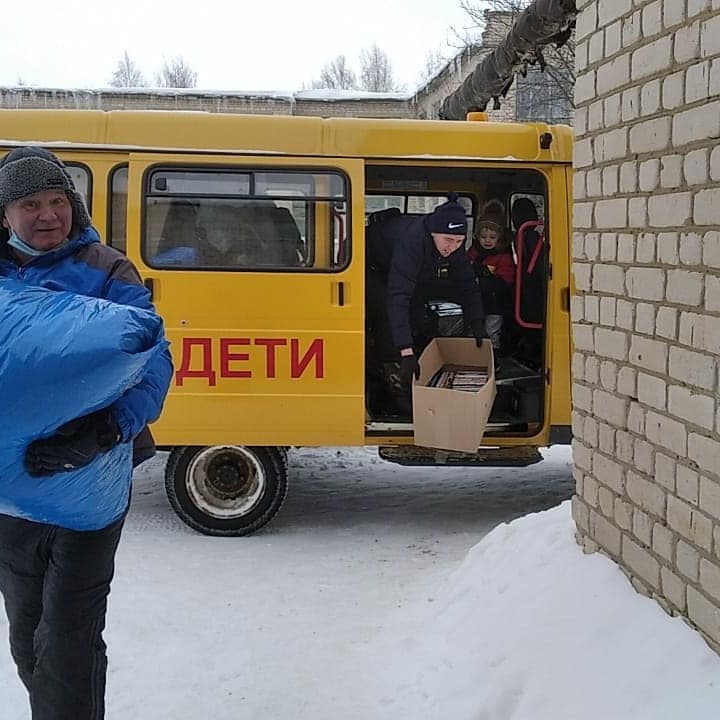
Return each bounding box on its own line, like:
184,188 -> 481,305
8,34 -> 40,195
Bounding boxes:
472,320 -> 488,347
399,354 -> 421,387
25,409 -> 122,477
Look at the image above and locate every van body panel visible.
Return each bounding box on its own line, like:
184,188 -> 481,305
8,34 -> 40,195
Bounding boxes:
0,109 -> 574,454
0,110 -> 573,163
546,165 -> 573,431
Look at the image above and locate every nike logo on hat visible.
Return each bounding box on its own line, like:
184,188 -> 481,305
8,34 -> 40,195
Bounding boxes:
448,222 -> 464,229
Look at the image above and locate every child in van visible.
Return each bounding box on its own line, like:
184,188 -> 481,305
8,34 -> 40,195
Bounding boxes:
468,200 -> 516,351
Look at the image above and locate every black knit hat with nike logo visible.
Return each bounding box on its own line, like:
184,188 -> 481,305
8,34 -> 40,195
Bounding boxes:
427,192 -> 467,236
0,147 -> 91,229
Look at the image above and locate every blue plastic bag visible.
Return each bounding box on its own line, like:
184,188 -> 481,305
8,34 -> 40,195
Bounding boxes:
0,278 -> 168,530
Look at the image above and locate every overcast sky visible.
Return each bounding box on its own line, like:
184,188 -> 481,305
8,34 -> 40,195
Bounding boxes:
1,0 -> 480,93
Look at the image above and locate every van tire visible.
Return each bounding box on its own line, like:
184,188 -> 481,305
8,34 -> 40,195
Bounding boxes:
165,445 -> 287,536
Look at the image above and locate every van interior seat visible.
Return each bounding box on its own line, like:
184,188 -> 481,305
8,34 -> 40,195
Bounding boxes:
154,198 -> 304,268
156,200 -> 198,258
510,198 -> 545,329
192,202 -> 301,267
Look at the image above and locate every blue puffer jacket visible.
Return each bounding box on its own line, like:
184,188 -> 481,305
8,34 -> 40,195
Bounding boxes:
0,228 -> 173,530
0,226 -> 173,443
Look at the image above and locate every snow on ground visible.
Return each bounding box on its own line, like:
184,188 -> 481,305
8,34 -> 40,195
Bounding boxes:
2,445 -> 719,719
377,502 -> 720,719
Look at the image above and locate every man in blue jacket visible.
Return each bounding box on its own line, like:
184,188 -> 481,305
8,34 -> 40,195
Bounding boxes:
366,193 -> 486,414
0,147 -> 173,719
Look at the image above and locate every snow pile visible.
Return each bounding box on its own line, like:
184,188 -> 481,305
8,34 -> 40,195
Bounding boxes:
2,448 -> 719,719
378,501 -> 720,720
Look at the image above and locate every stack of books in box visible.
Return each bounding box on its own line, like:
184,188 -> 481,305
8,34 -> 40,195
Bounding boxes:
426,364 -> 489,392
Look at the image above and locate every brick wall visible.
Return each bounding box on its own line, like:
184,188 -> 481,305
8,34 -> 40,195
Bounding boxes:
0,87 -> 416,120
572,0 -> 720,650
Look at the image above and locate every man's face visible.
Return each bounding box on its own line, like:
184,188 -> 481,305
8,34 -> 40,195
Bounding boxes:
2,190 -> 72,252
432,232 -> 465,258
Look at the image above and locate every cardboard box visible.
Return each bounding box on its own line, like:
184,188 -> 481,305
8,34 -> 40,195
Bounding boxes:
412,338 -> 496,454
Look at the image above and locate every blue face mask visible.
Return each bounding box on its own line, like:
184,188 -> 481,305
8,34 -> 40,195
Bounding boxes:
7,231 -> 57,257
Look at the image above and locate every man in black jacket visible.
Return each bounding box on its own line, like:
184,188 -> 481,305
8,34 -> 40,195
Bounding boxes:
366,193 -> 486,413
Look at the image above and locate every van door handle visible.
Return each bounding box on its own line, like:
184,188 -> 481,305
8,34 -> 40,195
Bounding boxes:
332,281 -> 346,307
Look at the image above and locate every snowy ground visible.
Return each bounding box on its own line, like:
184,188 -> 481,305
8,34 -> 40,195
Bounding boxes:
2,445 -> 719,719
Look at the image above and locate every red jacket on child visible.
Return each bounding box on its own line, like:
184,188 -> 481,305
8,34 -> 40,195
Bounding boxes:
467,246 -> 515,286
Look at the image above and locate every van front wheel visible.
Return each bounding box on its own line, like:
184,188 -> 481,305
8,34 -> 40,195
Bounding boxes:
165,445 -> 287,536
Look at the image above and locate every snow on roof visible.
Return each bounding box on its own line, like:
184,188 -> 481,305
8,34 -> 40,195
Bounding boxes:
1,85 -> 411,102
295,89 -> 410,101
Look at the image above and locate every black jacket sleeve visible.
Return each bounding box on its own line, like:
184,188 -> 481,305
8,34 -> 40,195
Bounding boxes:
449,249 -> 486,328
386,227 -> 425,351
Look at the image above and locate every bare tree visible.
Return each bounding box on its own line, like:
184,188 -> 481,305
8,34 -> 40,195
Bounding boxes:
109,51 -> 147,88
442,0 -> 576,120
312,55 -> 358,90
359,44 -> 397,92
418,49 -> 447,85
156,55 -> 197,89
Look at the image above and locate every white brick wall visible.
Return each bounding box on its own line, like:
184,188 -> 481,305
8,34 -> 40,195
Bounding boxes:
573,0 -> 720,653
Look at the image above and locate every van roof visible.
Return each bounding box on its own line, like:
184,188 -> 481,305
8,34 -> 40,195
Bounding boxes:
0,109 -> 573,164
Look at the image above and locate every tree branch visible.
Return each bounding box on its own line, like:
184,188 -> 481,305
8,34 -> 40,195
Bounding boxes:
440,0 -> 577,120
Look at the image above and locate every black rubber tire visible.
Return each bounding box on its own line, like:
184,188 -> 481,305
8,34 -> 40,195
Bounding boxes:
165,445 -> 288,536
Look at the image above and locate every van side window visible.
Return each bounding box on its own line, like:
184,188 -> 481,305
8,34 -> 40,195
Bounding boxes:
365,193 -> 474,244
109,166 -> 128,254
142,167 -> 349,271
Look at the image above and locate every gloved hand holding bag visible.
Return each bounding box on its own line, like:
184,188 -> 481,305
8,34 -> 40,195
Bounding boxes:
25,409 -> 123,477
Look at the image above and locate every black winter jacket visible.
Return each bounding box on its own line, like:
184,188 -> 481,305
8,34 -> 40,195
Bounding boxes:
367,214 -> 485,350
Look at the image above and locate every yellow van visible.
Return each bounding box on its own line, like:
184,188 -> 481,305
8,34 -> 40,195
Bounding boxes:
0,109 -> 573,535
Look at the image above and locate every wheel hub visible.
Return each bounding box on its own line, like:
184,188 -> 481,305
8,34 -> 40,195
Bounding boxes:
208,458 -> 248,497
185,446 -> 266,518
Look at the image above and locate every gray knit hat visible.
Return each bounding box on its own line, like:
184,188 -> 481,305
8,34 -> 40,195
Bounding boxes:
0,147 -> 91,229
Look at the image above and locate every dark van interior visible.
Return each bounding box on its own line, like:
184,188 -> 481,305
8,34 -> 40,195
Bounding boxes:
363,163 -> 549,439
